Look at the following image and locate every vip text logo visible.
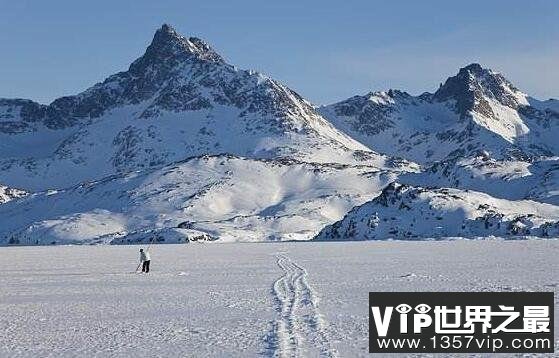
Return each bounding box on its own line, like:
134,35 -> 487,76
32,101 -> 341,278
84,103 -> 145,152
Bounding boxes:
369,292 -> 554,353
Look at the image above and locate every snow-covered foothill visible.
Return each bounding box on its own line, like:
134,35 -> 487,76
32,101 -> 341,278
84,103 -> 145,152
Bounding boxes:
0,155 -> 407,245
315,182 -> 559,241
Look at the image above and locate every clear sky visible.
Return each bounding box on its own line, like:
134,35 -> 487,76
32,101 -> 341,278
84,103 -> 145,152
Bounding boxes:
1,0 -> 557,105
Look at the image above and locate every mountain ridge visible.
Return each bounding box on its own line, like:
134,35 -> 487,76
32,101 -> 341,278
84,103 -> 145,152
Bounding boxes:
320,63 -> 558,163
0,24 -> 383,192
315,182 -> 559,241
0,25 -> 557,244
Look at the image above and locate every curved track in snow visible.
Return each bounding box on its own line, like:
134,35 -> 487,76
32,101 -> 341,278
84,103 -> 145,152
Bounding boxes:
268,253 -> 338,357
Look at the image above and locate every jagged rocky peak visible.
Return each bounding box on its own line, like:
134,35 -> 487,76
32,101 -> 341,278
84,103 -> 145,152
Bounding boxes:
25,24 -> 231,125
149,23 -> 222,62
365,89 -> 411,104
373,182 -> 409,207
129,24 -> 224,74
434,63 -> 528,117
1,24 -> 330,134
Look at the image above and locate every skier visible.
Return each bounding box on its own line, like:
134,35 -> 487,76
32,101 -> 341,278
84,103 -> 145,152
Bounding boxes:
139,248 -> 151,273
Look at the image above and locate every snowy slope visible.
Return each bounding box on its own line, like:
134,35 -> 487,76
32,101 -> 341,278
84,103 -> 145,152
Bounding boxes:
403,154 -> 559,204
526,159 -> 559,205
320,64 -> 559,164
314,64 -> 559,241
315,182 -> 559,241
0,25 -> 375,192
320,64 -> 559,204
0,155 -> 408,245
0,185 -> 26,204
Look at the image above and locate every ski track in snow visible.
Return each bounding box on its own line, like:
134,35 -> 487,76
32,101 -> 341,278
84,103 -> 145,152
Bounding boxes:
1,242 -> 558,357
267,253 -> 338,358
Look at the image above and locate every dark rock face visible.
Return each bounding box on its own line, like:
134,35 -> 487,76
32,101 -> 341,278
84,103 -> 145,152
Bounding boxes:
0,24 -> 324,134
374,182 -> 406,207
119,24 -> 227,107
129,24 -> 224,76
134,25 -> 328,130
434,63 -> 523,118
0,99 -> 46,133
518,105 -> 559,125
330,92 -> 397,135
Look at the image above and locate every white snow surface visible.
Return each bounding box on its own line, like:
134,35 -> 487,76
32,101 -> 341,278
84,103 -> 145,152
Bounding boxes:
316,183 -> 559,241
0,185 -> 26,204
0,240 -> 557,357
0,155 -> 407,245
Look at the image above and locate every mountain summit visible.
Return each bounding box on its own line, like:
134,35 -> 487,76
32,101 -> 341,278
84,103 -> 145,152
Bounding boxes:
320,63 -> 559,164
434,63 -> 528,117
1,28 -> 558,245
0,24 -> 377,191
129,24 -> 225,75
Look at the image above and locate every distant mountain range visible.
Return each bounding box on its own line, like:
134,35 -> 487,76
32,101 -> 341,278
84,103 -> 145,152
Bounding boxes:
1,24 -> 558,245
320,63 -> 559,164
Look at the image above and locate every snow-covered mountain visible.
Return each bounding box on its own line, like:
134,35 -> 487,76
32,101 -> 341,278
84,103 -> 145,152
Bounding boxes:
0,25 -> 421,245
320,64 -> 559,204
0,24 -> 378,192
320,64 -> 559,164
0,155 -> 405,245
1,25 -> 557,245
315,65 -> 559,241
315,183 -> 559,241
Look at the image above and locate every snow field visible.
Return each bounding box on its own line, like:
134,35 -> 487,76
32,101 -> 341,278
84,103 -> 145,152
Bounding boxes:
1,240 -> 557,357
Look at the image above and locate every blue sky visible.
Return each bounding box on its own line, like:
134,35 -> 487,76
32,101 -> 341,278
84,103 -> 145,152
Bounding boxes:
0,0 -> 557,105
